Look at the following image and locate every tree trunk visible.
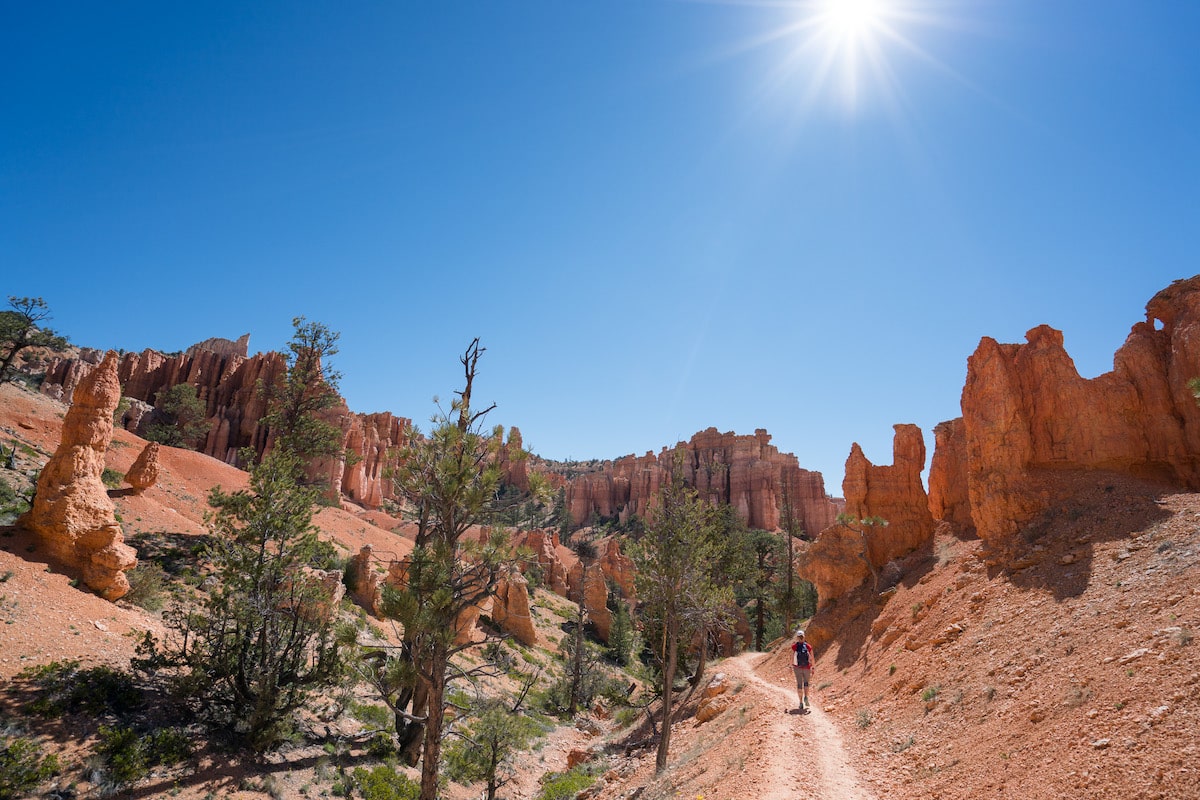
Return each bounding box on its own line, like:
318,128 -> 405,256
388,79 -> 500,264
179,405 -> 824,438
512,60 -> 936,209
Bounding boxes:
754,597 -> 765,651
655,619 -> 679,774
418,644 -> 448,800
397,678 -> 427,766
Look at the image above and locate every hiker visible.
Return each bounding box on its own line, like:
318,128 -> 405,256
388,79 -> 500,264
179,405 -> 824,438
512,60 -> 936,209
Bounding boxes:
791,629 -> 814,711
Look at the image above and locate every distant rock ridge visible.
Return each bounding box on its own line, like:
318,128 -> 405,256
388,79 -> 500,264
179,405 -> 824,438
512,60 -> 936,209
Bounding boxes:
562,427 -> 839,536
186,333 -> 250,359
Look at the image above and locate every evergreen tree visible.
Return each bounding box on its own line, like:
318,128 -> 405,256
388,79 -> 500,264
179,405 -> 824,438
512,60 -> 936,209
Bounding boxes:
630,449 -> 727,774
444,700 -> 540,800
262,316 -> 344,465
146,449 -> 350,750
0,296 -> 68,385
144,383 -> 210,449
374,339 -> 543,800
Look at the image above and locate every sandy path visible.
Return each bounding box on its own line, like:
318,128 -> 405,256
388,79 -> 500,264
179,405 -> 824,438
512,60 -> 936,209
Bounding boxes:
731,653 -> 877,800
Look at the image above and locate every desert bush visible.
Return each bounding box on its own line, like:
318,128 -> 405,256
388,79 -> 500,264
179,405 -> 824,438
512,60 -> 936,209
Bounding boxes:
350,764 -> 420,800
18,660 -> 141,717
856,709 -> 874,728
537,766 -> 597,800
91,724 -> 192,793
0,734 -> 60,799
124,561 -> 168,611
0,477 -> 24,524
101,468 -> 124,488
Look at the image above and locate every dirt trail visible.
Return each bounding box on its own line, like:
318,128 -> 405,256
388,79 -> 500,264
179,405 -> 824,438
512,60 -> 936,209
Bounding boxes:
731,652 -> 877,800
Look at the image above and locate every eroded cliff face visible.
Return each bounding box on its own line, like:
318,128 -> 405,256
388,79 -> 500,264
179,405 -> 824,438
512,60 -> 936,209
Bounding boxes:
564,428 -> 838,535
41,339 -> 414,510
945,276 -> 1200,545
799,424 -> 935,610
808,275 -> 1200,617
842,424 -> 936,568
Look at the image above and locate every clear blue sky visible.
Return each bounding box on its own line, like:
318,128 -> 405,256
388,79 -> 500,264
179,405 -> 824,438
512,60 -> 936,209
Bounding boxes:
3,2 -> 1196,492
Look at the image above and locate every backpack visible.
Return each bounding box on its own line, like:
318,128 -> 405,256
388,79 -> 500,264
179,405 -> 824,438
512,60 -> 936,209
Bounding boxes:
794,642 -> 810,668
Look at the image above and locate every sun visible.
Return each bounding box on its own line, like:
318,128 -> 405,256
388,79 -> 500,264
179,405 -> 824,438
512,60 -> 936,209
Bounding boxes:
817,0 -> 889,42
805,0 -> 900,109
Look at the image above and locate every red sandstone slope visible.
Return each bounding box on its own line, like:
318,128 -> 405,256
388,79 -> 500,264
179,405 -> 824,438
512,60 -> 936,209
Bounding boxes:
590,489 -> 1199,800
0,382 -> 411,682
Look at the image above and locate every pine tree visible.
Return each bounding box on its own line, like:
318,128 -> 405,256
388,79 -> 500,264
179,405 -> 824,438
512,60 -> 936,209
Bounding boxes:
376,339 -> 543,800
630,449 -> 728,773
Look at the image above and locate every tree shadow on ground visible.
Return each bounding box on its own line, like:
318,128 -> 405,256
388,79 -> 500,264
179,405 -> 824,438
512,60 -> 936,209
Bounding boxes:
124,529 -> 214,576
1,665 -> 383,800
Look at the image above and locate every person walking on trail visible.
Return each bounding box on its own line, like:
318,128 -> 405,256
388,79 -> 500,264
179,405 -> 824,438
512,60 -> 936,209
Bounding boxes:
791,629 -> 814,711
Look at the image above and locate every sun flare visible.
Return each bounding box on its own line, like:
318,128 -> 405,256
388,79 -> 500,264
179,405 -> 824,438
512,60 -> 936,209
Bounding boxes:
818,0 -> 888,41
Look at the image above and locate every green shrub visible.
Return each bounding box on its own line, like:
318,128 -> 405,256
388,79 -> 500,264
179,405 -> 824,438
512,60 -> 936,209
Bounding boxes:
101,469 -> 124,489
614,707 -> 640,728
348,701 -> 392,731
351,764 -> 420,800
0,477 -> 29,524
124,561 -> 168,611
0,735 -> 61,799
94,725 -> 192,790
19,660 -> 141,717
537,766 -> 596,800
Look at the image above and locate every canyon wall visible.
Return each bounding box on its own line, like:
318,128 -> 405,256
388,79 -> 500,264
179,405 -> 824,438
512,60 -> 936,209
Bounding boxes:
41,339 -> 415,509
932,276 -> 1200,545
564,428 -> 838,535
804,275 -> 1200,615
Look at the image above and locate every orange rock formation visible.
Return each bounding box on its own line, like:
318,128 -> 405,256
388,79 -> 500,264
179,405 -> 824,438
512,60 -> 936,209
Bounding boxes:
936,276 -> 1200,546
125,442 -> 160,493
564,428 -> 838,535
21,351 -> 138,600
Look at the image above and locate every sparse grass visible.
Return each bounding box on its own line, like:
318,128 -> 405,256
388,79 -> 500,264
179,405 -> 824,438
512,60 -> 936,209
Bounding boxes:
921,685 -> 940,702
983,686 -> 996,701
889,664 -> 896,675
1174,628 -> 1194,647
855,709 -> 874,728
911,602 -> 923,620
892,735 -> 916,753
1063,687 -> 1092,708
